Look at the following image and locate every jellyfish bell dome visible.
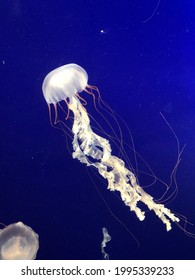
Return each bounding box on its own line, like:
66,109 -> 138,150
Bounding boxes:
42,63 -> 88,104
0,222 -> 39,260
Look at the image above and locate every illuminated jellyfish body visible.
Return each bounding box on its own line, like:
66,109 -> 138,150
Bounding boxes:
42,63 -> 179,231
0,222 -> 39,260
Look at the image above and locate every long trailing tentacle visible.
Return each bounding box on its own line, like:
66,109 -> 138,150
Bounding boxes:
69,96 -> 180,231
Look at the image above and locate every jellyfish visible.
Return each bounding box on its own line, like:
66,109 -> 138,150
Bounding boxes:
42,63 -> 179,232
0,222 -> 39,260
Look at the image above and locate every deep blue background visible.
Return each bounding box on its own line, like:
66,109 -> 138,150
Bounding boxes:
0,0 -> 195,260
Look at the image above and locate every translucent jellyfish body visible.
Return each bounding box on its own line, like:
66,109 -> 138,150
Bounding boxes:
42,63 -> 179,231
0,222 -> 39,260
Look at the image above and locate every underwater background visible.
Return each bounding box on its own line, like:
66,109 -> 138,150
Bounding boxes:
0,0 -> 195,260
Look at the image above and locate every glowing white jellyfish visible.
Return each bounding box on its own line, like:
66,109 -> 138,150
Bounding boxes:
0,222 -> 39,260
42,63 -> 179,232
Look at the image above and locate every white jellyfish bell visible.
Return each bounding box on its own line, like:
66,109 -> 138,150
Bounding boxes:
42,63 -> 180,232
0,222 -> 39,260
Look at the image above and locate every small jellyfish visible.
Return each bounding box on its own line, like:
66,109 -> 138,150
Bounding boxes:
0,222 -> 39,260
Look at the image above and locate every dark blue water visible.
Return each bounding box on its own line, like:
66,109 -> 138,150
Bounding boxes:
0,1 -> 195,260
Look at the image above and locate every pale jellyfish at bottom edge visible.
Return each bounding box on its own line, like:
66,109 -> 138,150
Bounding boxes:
0,222 -> 39,260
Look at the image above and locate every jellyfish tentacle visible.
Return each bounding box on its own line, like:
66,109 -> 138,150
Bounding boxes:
69,96 -> 179,231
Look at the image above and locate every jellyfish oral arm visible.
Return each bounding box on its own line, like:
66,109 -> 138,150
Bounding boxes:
101,227 -> 111,260
69,96 -> 179,231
